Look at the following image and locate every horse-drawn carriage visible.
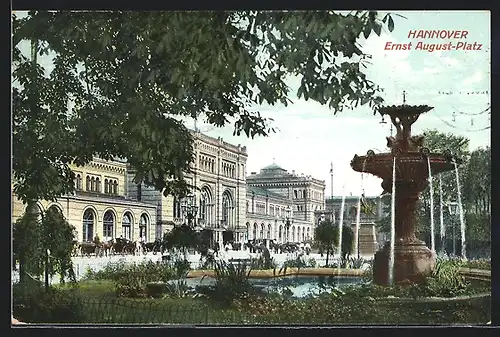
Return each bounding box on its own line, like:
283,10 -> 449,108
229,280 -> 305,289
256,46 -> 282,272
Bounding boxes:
72,237 -> 165,257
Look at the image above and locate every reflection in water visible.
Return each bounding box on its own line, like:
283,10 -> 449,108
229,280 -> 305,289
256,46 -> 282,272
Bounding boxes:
185,275 -> 365,298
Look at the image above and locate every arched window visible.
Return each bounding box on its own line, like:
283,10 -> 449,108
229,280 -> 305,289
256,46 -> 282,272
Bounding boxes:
297,227 -> 301,242
306,227 -> 310,240
96,178 -> 101,193
253,223 -> 257,240
199,187 -> 212,224
222,191 -> 233,227
86,176 -> 91,191
48,205 -> 62,214
267,224 -> 271,239
122,213 -> 132,240
75,175 -> 82,190
173,196 -> 182,218
103,211 -> 114,240
302,227 -> 305,241
246,222 -> 250,241
104,179 -> 109,194
82,209 -> 95,242
292,226 -> 296,242
260,223 -> 264,239
91,177 -> 96,192
139,214 -> 148,240
113,180 -> 118,194
279,225 -> 283,241
294,190 -> 298,199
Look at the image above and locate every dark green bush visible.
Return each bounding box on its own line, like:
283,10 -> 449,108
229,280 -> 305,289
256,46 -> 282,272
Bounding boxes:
83,260 -> 176,298
13,284 -> 85,323
145,282 -> 167,298
174,259 -> 191,277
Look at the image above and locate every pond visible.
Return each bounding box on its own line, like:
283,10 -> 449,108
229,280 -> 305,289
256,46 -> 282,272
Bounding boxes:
182,275 -> 366,298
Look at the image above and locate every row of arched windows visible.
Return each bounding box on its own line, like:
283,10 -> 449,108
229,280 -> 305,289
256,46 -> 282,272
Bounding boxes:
104,179 -> 118,194
74,174 -> 118,194
82,209 -> 149,242
245,222 -> 310,242
199,155 -> 216,173
172,188 -> 234,227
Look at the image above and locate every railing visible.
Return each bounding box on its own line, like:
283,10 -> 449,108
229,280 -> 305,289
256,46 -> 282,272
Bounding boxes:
12,296 -> 255,324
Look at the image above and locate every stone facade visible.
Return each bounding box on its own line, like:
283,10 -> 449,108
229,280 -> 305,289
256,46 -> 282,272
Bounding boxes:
11,158 -> 157,243
131,130 -> 248,244
246,163 -> 326,242
245,186 -> 312,243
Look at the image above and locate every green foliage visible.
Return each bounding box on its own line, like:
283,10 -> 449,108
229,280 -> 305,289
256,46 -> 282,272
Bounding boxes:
314,219 -> 337,265
252,254 -> 278,270
174,259 -> 191,277
164,225 -> 200,251
13,284 -> 85,323
12,10 -> 396,203
201,260 -> 255,304
418,258 -> 469,297
145,282 -> 167,298
83,260 -> 177,298
282,255 -> 316,269
13,207 -> 77,285
13,211 -> 44,279
462,259 -> 490,270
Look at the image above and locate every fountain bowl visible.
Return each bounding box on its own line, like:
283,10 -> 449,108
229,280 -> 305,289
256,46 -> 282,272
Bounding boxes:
351,151 -> 459,182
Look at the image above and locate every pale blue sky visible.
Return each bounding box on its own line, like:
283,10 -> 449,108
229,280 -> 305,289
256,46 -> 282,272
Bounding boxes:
13,11 -> 491,197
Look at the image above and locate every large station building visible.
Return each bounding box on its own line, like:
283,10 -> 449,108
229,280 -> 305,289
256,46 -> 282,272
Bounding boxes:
11,131 -> 326,246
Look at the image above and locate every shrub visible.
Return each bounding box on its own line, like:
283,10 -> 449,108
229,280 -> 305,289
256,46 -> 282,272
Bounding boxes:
13,284 -> 85,323
462,259 -> 491,270
83,261 -> 176,298
416,258 -> 469,297
174,259 -> 191,277
146,282 -> 166,298
252,255 -> 277,270
202,260 -> 256,305
281,254 -> 317,269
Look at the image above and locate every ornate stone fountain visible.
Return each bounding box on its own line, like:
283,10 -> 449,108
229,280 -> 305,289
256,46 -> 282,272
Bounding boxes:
350,100 -> 459,285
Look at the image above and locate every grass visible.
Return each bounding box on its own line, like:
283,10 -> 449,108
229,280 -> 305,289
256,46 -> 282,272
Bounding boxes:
45,278 -> 490,324
16,257 -> 490,325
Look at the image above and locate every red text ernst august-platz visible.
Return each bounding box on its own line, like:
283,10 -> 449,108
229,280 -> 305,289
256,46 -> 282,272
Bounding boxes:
384,30 -> 483,52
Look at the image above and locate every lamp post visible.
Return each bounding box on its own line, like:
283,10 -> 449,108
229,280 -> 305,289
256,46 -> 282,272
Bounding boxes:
181,194 -> 199,228
447,201 -> 459,256
282,205 -> 293,243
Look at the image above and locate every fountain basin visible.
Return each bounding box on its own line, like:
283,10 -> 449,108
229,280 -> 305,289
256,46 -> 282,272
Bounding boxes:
351,152 -> 456,181
373,241 -> 436,285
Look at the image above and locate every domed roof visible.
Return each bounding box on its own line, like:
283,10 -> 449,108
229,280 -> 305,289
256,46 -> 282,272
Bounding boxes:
261,163 -> 285,171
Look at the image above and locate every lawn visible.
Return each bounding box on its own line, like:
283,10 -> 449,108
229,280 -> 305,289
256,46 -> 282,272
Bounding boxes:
40,278 -> 490,325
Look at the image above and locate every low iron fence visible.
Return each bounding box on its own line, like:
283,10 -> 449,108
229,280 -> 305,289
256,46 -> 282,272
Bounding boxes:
13,295 -> 255,324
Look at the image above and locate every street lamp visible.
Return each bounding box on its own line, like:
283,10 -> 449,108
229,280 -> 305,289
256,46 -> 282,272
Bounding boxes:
181,194 -> 199,228
282,205 -> 293,243
447,201 -> 459,256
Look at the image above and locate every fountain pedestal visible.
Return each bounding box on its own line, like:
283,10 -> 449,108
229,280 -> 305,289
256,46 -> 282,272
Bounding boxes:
374,240 -> 436,285
374,179 -> 436,285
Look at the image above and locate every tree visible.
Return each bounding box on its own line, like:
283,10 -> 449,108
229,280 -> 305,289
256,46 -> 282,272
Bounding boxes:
462,147 -> 491,243
335,225 -> 355,260
315,220 -> 354,266
163,225 -> 200,253
12,10 -> 398,204
314,219 -> 338,266
13,207 -> 76,289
